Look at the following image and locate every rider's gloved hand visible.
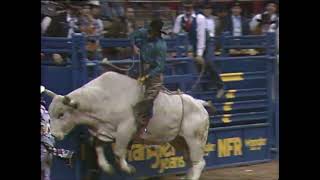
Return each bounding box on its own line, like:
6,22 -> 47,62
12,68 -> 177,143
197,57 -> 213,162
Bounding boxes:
137,75 -> 149,84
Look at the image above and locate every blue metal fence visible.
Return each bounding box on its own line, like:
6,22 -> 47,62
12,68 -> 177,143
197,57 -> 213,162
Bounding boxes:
41,32 -> 278,180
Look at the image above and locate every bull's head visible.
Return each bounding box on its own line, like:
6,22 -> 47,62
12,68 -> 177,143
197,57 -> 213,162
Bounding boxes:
43,89 -> 80,140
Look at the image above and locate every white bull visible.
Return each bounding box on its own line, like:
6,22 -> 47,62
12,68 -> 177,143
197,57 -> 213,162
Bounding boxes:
45,71 -> 212,180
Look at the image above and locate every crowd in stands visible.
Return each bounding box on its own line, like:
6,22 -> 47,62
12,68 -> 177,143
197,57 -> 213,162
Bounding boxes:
41,0 -> 278,64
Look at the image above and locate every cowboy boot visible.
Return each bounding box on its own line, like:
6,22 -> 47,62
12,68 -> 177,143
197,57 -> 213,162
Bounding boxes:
133,100 -> 153,136
138,100 -> 154,137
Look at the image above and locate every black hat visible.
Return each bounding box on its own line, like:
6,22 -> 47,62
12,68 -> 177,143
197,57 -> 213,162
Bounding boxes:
182,0 -> 194,7
199,3 -> 213,10
230,1 -> 241,8
149,19 -> 167,35
213,4 -> 228,12
63,2 -> 82,10
265,0 -> 278,6
150,18 -> 164,30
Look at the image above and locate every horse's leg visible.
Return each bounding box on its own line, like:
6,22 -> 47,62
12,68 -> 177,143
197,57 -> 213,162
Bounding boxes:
95,142 -> 114,174
114,119 -> 137,175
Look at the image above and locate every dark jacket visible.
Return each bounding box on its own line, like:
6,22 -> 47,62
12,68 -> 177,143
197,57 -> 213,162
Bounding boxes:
223,15 -> 250,36
44,12 -> 69,37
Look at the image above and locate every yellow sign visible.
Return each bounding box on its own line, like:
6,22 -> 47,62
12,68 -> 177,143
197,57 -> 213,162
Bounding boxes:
123,137 -> 267,172
223,102 -> 234,111
127,143 -> 185,173
245,138 -> 267,151
225,90 -> 237,99
218,137 -> 243,157
204,143 -> 216,156
220,73 -> 244,82
222,114 -> 232,123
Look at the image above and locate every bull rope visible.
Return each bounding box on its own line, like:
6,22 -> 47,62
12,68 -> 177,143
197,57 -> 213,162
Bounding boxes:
176,89 -> 185,137
101,54 -> 139,73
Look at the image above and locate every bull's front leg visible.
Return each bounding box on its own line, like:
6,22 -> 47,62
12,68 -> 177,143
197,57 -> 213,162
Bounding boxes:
95,141 -> 114,174
114,119 -> 137,175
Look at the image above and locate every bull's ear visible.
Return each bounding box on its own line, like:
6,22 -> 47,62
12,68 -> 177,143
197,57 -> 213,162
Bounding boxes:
69,99 -> 79,109
63,96 -> 79,109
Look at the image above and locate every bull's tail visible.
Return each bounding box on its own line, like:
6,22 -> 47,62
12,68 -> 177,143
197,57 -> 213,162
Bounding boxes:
197,99 -> 216,114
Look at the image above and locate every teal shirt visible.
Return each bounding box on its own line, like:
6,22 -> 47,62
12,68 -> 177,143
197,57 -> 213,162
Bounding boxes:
129,28 -> 167,77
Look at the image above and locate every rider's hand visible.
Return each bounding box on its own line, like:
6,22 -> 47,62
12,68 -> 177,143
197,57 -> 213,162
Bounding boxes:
194,56 -> 205,66
137,75 -> 149,84
133,45 -> 140,55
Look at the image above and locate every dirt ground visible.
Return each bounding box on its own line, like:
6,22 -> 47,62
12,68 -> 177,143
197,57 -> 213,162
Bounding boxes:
159,160 -> 278,180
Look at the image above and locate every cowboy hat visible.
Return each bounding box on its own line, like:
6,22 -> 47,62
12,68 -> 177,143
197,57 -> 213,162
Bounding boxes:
86,0 -> 100,7
149,18 -> 167,35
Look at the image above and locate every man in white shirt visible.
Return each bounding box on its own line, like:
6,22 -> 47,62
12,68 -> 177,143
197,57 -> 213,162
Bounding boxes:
173,0 -> 224,98
202,4 -> 215,37
250,0 -> 279,34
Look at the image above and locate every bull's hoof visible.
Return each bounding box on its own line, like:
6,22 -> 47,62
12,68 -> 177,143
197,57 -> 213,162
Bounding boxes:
178,176 -> 190,180
100,164 -> 114,175
126,164 -> 136,175
207,100 -> 217,114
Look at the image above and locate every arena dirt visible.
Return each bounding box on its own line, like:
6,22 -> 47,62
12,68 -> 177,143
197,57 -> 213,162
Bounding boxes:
159,160 -> 279,180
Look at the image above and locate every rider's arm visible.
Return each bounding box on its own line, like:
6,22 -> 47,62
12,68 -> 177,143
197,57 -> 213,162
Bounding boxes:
147,41 -> 167,78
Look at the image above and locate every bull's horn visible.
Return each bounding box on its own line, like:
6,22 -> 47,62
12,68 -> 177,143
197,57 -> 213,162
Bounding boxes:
45,89 -> 57,98
41,86 -> 57,98
41,86 -> 45,94
63,96 -> 79,109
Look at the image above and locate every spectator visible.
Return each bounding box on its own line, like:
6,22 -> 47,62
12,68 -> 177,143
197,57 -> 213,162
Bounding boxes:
79,1 -> 104,60
223,2 -> 250,36
250,0 -> 279,34
99,0 -> 125,20
66,4 -> 82,38
202,4 -> 215,37
125,7 -> 137,35
102,16 -> 134,61
41,1 -> 58,35
42,3 -> 69,37
90,1 -> 104,36
104,17 -> 127,38
42,2 -> 81,64
79,1 -> 104,36
213,4 -> 228,37
173,0 -> 225,98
